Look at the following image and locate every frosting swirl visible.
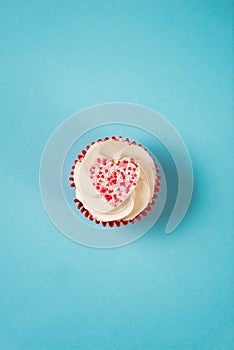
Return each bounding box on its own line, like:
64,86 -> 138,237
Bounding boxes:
73,139 -> 156,221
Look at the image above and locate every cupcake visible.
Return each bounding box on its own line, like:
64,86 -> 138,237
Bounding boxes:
69,137 -> 160,227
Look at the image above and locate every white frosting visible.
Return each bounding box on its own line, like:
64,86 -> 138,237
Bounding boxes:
73,139 -> 157,221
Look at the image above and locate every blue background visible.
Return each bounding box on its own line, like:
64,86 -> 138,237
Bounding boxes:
0,1 -> 233,349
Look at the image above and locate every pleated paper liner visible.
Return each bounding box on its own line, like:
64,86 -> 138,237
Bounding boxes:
69,136 -> 161,228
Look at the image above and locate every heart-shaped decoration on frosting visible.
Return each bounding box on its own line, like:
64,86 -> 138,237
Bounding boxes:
89,157 -> 140,207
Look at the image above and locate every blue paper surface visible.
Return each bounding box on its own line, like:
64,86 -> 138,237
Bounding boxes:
0,1 -> 233,349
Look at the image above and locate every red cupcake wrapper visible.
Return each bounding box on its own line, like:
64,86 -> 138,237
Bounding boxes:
69,136 -> 161,228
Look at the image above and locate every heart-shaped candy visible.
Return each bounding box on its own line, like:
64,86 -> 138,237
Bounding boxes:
89,157 -> 140,207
